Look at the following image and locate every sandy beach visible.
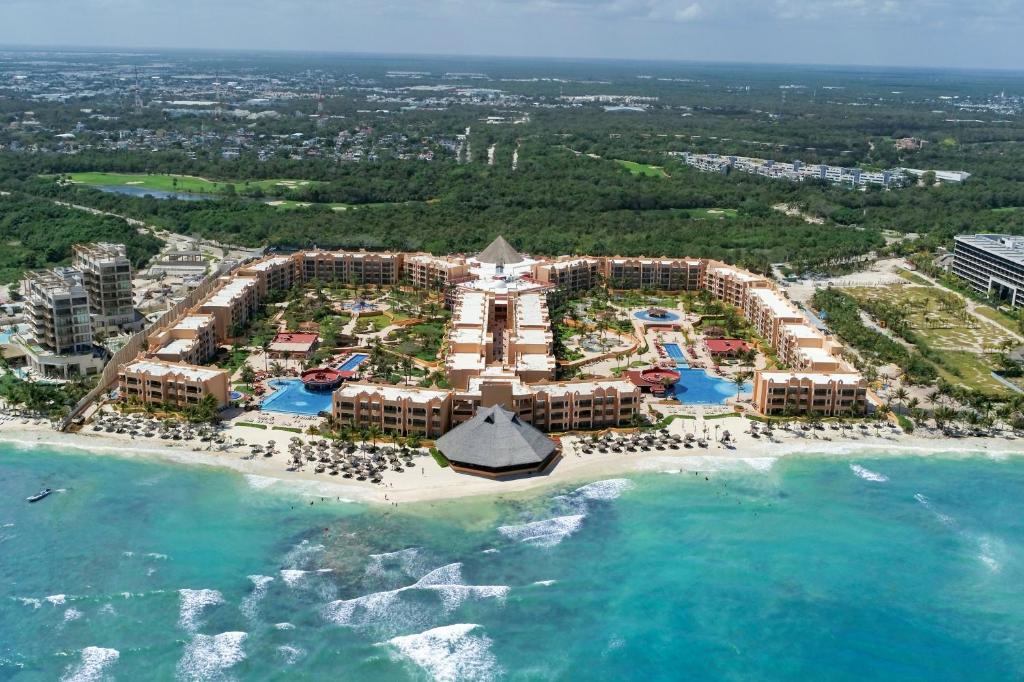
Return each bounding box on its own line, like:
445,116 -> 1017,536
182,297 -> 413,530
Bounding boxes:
2,415 -> 1020,506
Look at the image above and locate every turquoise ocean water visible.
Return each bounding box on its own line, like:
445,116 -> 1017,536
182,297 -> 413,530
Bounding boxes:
2,441 -> 1024,680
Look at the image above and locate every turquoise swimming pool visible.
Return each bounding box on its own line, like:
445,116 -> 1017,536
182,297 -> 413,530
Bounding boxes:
662,342 -> 689,367
672,368 -> 751,405
260,378 -> 334,416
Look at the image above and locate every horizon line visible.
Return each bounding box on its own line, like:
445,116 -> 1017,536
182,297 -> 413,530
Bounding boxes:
2,42 -> 1024,76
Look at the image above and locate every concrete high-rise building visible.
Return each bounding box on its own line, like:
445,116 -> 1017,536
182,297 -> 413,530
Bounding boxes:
953,234 -> 1024,308
20,267 -> 103,376
72,243 -> 139,333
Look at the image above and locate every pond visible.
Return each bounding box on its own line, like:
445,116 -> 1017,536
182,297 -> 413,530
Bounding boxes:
94,185 -> 218,201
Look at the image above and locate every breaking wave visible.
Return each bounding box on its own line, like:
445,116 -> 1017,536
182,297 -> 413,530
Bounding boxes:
277,645 -> 305,666
497,514 -> 585,547
60,647 -> 119,682
850,463 -> 888,482
176,632 -> 247,681
178,589 -> 224,632
324,562 -> 507,630
240,575 -> 274,620
383,624 -> 501,682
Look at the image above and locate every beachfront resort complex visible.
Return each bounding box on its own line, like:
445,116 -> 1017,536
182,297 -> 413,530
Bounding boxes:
4,236 -> 869,475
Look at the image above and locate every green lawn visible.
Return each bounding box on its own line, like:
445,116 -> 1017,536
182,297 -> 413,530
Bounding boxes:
686,208 -> 738,219
614,160 -> 669,178
60,172 -> 325,197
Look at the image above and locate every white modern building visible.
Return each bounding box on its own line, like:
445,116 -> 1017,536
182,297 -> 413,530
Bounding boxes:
953,234 -> 1024,308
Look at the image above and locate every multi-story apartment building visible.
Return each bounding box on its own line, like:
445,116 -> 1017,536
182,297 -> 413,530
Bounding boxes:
507,292 -> 557,383
148,314 -> 218,365
533,257 -> 602,294
332,383 -> 454,438
19,268 -> 103,377
704,263 -> 770,308
119,359 -> 230,409
752,371 -> 868,416
297,250 -> 403,286
403,254 -> 471,290
743,287 -> 805,348
196,276 -> 261,341
952,234 -> 1024,308
238,255 -> 299,296
605,257 -> 704,291
777,323 -> 845,372
72,242 -> 138,333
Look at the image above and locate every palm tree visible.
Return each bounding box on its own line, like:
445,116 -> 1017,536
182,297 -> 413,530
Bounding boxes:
732,372 -> 749,400
401,356 -> 414,385
893,386 -> 909,415
366,424 -> 382,449
270,361 -> 285,376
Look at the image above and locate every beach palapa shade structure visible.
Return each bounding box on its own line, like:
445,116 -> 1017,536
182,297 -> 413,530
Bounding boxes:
435,405 -> 558,477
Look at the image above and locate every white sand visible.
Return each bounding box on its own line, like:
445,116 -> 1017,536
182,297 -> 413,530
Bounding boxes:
1,418 -> 1018,506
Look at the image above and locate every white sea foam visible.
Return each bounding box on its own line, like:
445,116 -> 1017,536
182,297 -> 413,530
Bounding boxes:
46,594 -> 67,606
63,608 -> 83,623
572,478 -> 633,501
60,647 -> 119,682
977,535 -> 1003,573
497,514 -> 585,547
914,493 -> 956,526
383,624 -> 501,682
244,474 -> 278,490
176,631 -> 247,681
18,597 -> 42,609
122,551 -> 134,558
277,645 -> 305,665
533,580 -> 556,586
145,552 -> 168,560
743,457 -> 778,472
240,575 -> 274,619
3,522 -> 14,528
274,622 -> 295,630
366,547 -> 424,579
324,562 -> 507,629
850,463 -> 888,482
178,589 -> 224,632
282,540 -> 325,569
99,604 -> 116,616
480,548 -> 499,554
280,569 -> 308,587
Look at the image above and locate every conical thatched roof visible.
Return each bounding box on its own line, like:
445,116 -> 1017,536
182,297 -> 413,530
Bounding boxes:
476,235 -> 524,266
436,405 -> 556,472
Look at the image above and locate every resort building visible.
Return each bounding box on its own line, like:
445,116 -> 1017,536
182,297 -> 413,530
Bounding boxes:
118,359 -> 230,409
777,323 -> 846,372
743,287 -> 805,348
450,372 -> 640,432
952,234 -> 1024,308
704,263 -> 770,308
72,242 -> 139,334
196,276 -> 261,341
148,314 -> 217,365
605,257 -> 705,291
297,250 -> 403,286
19,267 -> 104,377
533,257 -> 602,294
751,371 -> 868,416
331,382 -> 454,438
436,405 -> 559,477
238,255 -> 299,296
704,338 -> 751,358
267,331 -> 319,361
507,292 -> 557,383
403,253 -> 471,290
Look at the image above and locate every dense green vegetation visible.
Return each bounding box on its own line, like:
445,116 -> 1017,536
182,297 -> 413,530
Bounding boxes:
812,288 -> 938,385
0,192 -> 162,283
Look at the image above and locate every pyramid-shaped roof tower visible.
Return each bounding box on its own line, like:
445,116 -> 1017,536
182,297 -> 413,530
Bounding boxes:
475,235 -> 525,266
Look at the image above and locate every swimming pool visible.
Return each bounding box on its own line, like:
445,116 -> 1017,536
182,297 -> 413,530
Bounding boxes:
338,353 -> 369,372
342,301 -> 378,312
634,309 -> 680,323
671,368 -> 751,405
662,343 -> 689,368
260,379 -> 334,416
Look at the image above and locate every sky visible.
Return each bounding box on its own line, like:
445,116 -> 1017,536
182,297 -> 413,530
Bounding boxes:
0,0 -> 1022,70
